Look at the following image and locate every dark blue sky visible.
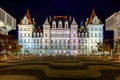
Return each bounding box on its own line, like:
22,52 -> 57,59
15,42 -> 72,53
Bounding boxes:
0,0 -> 120,39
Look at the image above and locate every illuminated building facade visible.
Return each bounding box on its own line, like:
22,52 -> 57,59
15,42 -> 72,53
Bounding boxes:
0,8 -> 16,35
106,11 -> 120,47
18,9 -> 104,55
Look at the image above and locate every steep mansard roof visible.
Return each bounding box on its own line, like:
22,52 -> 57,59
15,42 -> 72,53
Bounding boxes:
20,9 -> 33,24
88,9 -> 102,24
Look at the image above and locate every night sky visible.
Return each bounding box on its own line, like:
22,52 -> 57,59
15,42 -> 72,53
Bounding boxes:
0,0 -> 120,40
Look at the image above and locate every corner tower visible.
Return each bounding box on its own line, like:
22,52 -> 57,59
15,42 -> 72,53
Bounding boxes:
87,9 -> 104,54
18,9 -> 35,53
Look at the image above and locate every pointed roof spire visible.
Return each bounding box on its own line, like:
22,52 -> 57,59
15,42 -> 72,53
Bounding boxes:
71,17 -> 77,25
25,9 -> 32,24
44,18 -> 49,25
99,19 -> 102,24
89,9 -> 96,24
20,18 -> 23,24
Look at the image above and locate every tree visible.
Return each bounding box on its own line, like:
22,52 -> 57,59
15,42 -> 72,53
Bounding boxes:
97,39 -> 112,55
115,39 -> 120,55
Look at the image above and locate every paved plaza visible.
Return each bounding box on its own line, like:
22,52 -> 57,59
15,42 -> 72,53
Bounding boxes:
0,55 -> 120,80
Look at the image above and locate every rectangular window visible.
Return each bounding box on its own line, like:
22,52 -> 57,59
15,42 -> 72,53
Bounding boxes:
40,39 -> 42,43
95,39 -> 97,43
79,45 -> 81,49
82,39 -> 84,44
68,40 -> 70,44
59,45 -> 61,49
85,45 -> 87,49
45,39 -> 47,43
91,33 -> 93,37
24,28 -> 26,31
68,45 -> 70,49
28,28 -> 30,31
20,28 -> 22,31
99,39 -> 101,42
45,45 -> 47,49
59,40 -> 61,44
20,33 -> 22,37
24,33 -> 26,37
85,40 -> 87,43
24,39 -> 26,43
37,39 -> 39,43
55,40 -> 57,44
51,46 -> 53,49
40,45 -> 42,49
73,39 -> 75,43
99,33 -> 101,37
28,33 -> 30,37
95,33 -> 97,37
91,28 -> 93,31
45,33 -> 47,37
91,45 -> 93,49
91,39 -> 93,43
64,40 -> 66,44
34,39 -> 36,43
28,39 -> 30,43
74,45 -> 76,49
51,40 -> 53,43
37,45 -> 39,49
20,39 -> 22,43
79,39 -> 80,43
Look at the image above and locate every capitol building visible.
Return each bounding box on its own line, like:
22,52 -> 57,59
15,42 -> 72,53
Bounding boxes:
18,9 -> 104,55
